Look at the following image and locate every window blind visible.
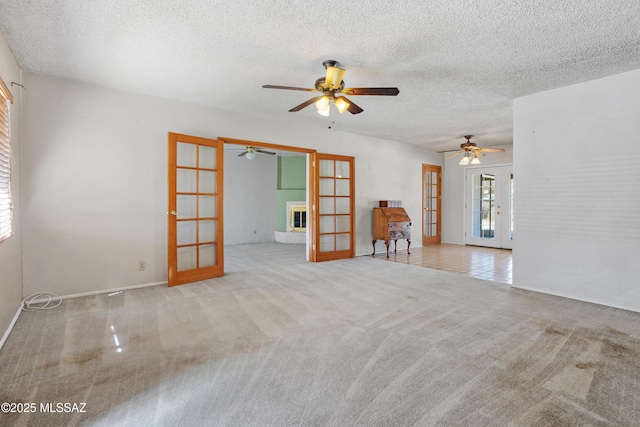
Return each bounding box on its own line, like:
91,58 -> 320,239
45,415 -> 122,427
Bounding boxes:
0,77 -> 13,243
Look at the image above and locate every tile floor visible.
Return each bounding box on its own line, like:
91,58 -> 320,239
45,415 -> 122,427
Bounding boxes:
379,243 -> 513,284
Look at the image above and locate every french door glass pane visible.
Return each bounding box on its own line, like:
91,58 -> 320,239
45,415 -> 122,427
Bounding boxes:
199,171 -> 217,193
177,195 -> 196,218
177,142 -> 196,167
199,196 -> 216,217
319,197 -> 334,214
199,244 -> 217,267
177,169 -> 196,193
177,221 -> 197,245
320,160 -> 334,176
336,234 -> 350,250
320,216 -> 334,233
336,179 -> 350,196
177,246 -> 197,271
199,146 -> 217,169
335,161 -> 350,178
336,198 -> 350,214
320,234 -> 334,252
336,216 -> 350,232
471,173 -> 495,238
320,178 -> 334,195
199,220 -> 216,242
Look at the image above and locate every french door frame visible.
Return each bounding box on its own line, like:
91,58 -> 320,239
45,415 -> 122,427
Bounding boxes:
422,164 -> 442,246
168,133 -> 225,286
314,153 -> 356,262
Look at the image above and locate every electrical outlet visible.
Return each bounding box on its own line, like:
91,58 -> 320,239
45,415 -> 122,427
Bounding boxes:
138,261 -> 145,271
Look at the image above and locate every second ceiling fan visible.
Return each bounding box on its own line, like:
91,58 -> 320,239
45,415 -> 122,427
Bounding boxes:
263,60 -> 399,116
438,135 -> 505,165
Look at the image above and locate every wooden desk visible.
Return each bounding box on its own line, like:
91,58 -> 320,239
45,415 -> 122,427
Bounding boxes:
372,207 -> 411,257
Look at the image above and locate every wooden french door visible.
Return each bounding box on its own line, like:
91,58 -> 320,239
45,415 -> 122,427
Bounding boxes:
168,133 -> 224,286
422,164 -> 442,245
314,154 -> 355,262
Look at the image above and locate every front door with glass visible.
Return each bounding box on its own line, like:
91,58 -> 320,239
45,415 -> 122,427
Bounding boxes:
465,165 -> 513,249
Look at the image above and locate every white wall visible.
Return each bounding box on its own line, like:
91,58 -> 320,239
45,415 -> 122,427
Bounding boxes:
442,145 -> 513,244
21,73 -> 441,296
223,149 -> 277,245
513,68 -> 640,312
0,31 -> 23,345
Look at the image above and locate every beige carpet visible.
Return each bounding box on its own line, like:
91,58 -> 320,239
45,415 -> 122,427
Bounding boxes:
1,243 -> 639,426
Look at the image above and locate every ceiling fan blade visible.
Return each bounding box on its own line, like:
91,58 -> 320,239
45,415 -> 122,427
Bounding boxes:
255,149 -> 276,155
437,149 -> 459,153
342,87 -> 399,96
262,85 -> 319,92
343,97 -> 364,114
477,148 -> 505,153
445,151 -> 463,159
475,151 -> 486,158
238,151 -> 248,157
289,96 -> 324,112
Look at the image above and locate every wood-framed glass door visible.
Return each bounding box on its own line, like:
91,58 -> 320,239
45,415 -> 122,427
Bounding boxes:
168,132 -> 224,286
465,165 -> 513,249
314,154 -> 355,262
422,164 -> 442,245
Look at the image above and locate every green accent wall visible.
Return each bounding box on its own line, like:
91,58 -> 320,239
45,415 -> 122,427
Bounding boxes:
276,156 -> 306,231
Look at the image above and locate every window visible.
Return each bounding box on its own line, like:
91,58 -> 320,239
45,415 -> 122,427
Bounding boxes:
0,76 -> 13,243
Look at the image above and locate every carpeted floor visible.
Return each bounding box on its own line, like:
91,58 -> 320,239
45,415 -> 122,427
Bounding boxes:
1,243 -> 639,426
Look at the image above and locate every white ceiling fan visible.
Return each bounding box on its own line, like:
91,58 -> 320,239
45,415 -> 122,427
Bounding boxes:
234,146 -> 276,160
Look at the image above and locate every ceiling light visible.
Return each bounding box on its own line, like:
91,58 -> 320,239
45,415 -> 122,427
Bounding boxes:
317,106 -> 330,116
315,95 -> 330,110
459,155 -> 471,165
245,151 -> 256,160
334,97 -> 350,114
470,153 -> 481,165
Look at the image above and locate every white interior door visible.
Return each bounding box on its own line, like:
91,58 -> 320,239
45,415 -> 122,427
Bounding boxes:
465,165 -> 513,249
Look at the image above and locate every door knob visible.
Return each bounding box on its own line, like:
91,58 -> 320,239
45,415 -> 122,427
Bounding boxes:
169,210 -> 177,216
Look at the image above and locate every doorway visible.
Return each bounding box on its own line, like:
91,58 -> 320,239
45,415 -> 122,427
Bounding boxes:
465,165 -> 513,249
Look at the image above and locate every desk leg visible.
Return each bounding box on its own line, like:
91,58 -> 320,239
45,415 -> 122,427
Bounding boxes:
386,241 -> 390,258
372,239 -> 376,256
407,239 -> 411,255
394,239 -> 398,253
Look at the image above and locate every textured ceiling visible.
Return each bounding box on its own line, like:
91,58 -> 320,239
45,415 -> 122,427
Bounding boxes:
1,1 -> 639,151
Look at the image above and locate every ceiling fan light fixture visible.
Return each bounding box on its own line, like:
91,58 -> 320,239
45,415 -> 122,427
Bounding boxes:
334,96 -> 350,114
470,153 -> 481,165
317,106 -> 330,116
245,151 -> 256,160
315,95 -> 330,110
459,154 -> 471,165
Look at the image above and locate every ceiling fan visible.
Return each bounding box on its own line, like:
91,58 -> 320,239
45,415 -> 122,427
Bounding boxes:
237,146 -> 276,160
437,135 -> 505,165
262,60 -> 399,116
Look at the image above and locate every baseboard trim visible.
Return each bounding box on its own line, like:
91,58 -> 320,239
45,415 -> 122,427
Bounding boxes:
27,281 -> 168,304
511,284 -> 640,314
0,304 -> 23,351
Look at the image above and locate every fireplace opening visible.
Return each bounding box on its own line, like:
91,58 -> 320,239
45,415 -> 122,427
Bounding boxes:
290,204 -> 306,232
